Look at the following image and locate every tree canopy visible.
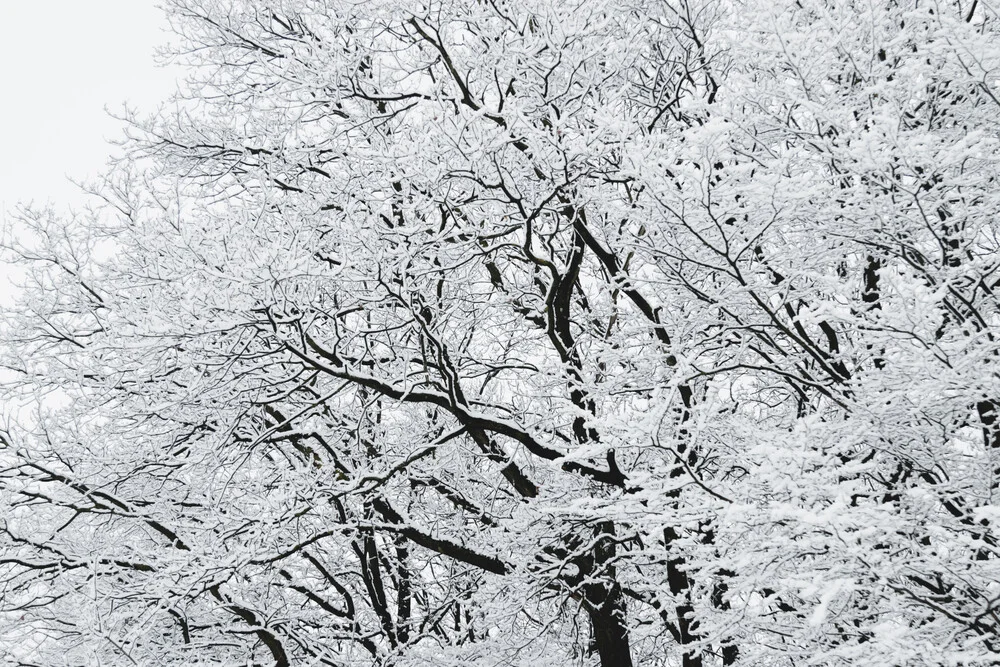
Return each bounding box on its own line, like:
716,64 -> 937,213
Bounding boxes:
2,0 -> 1000,665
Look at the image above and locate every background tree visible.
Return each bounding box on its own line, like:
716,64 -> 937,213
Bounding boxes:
2,0 -> 1000,665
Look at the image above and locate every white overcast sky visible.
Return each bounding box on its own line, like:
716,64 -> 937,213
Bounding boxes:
0,1 -> 178,209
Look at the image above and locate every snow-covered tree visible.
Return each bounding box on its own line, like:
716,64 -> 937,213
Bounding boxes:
2,0 -> 999,665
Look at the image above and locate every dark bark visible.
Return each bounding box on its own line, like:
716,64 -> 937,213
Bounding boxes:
371,497 -> 509,575
579,523 -> 635,667
395,536 -> 412,645
590,596 -> 634,667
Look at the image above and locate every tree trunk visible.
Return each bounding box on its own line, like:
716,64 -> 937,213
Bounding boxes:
589,585 -> 634,667
583,521 -> 634,667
